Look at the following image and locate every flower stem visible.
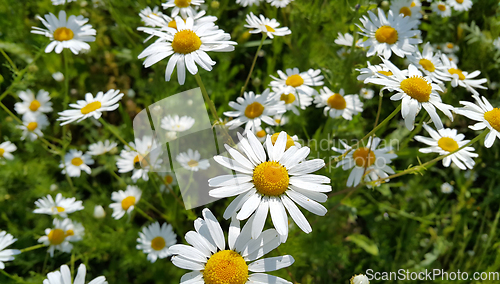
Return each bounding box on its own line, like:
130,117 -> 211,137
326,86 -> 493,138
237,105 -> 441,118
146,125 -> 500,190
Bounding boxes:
0,48 -> 18,73
194,73 -> 220,122
98,117 -> 135,151
20,243 -> 45,253
240,34 -> 267,97
135,206 -> 154,222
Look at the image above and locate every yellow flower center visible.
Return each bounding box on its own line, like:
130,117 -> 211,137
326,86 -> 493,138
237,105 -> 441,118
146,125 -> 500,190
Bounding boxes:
253,161 -> 289,196
352,147 -> 376,168
27,122 -> 38,131
48,229 -> 66,245
187,159 -> 199,168
29,100 -> 41,111
168,20 -> 177,29
256,129 -> 266,138
400,76 -> 432,103
399,6 -> 412,17
270,133 -> 295,150
65,229 -> 74,236
375,26 -> 398,44
0,148 -> 4,157
53,27 -> 74,41
175,0 -> 192,8
378,70 -> 393,76
164,175 -> 174,184
53,206 -> 65,213
264,25 -> 275,32
411,1 -> 417,7
446,43 -> 454,49
448,68 -> 465,80
419,58 -> 435,72
244,102 -> 264,119
437,4 -> 447,11
121,196 -> 136,210
327,93 -> 347,110
203,250 -> 248,284
285,74 -> 304,87
455,0 -> 463,4
437,137 -> 459,152
280,93 -> 296,104
81,101 -> 102,114
484,108 -> 500,132
151,236 -> 166,251
71,157 -> 84,166
171,30 -> 202,54
134,155 -> 148,169
275,118 -> 281,124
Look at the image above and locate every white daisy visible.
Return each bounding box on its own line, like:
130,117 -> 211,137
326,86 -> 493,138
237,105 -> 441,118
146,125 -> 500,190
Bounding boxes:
51,0 -> 77,5
14,89 -> 53,119
357,8 -> 422,59
224,89 -> 286,133
351,274 -> 370,284
137,221 -> 177,263
87,140 -> 117,156
138,17 -> 236,85
441,42 -> 459,53
209,131 -> 331,239
31,11 -> 96,54
43,264 -> 107,284
407,42 -> 449,83
93,205 -> 106,219
169,208 -> 295,284
314,87 -> 363,121
109,185 -> 142,220
455,95 -> 500,148
0,231 -> 21,270
267,0 -> 293,7
414,123 -> 478,170
162,0 -> 204,18
38,218 -> 83,257
441,182 -> 454,194
176,149 -> 210,171
0,141 -> 16,161
33,193 -> 84,218
17,114 -> 49,141
138,10 -> 216,35
59,150 -> 94,177
244,13 -> 291,39
236,0 -> 262,7
390,0 -> 422,22
161,115 -> 195,132
445,53 -> 459,64
139,6 -> 164,27
447,0 -> 472,11
332,137 -> 397,187
254,126 -> 269,143
432,1 -> 452,17
440,55 -> 487,96
365,58 -> 454,130
272,86 -> 312,116
334,32 -> 363,47
356,62 -> 400,83
360,88 -> 375,99
57,89 -> 124,125
269,68 -> 324,97
159,173 -> 177,192
116,136 -> 161,182
273,114 -> 289,126
266,132 -> 302,150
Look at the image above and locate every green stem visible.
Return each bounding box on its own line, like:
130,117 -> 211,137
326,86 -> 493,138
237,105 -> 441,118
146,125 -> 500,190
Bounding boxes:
98,117 -> 135,151
240,34 -> 267,97
0,48 -> 18,73
20,244 -> 45,253
194,73 -> 220,122
135,206 -> 154,222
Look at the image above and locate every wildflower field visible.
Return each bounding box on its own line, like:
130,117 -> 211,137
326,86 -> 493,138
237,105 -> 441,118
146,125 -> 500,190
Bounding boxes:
1,0 -> 500,283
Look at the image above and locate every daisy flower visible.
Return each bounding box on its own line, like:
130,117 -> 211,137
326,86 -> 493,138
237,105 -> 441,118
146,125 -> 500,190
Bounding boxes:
414,123 -> 478,170
138,17 -> 236,85
224,89 -> 286,133
0,231 -> 21,270
51,0 -> 77,5
254,126 -> 269,143
357,8 -> 422,59
332,137 -> 397,187
14,89 -> 53,119
93,205 -> 106,219
432,1 -> 452,17
270,68 -> 324,97
446,53 -> 459,64
138,10 -> 216,36
0,141 -> 16,161
236,0 -> 262,7
31,11 -> 96,54
266,132 -> 302,150
390,0 -> 422,22
273,86 -> 312,116
447,0 -> 472,11
137,221 -> 177,263
162,0 -> 204,18
43,264 -> 107,284
441,42 -> 459,53
314,87 -> 363,121
356,62 -> 400,83
161,115 -> 195,132
267,0 -> 293,7
440,55 -> 487,96
334,32 -> 363,47
38,218 -> 83,257
169,208 -> 295,284
33,193 -> 84,218
360,88 -> 375,99
455,95 -> 500,148
244,13 -> 291,39
59,150 -> 94,177
209,131 -> 331,239
441,182 -> 454,194
109,185 -> 142,220
116,136 -> 161,182
366,58 -> 454,130
57,89 -> 124,125
159,173 -> 177,192
407,43 -> 449,84
176,149 -> 210,171
17,114 -> 49,141
139,6 -> 164,27
87,140 -> 117,156
351,274 -> 370,284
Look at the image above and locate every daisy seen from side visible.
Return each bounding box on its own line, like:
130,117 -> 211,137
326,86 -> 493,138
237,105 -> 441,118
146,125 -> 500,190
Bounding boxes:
440,54 -> 487,96
360,88 -> 375,99
273,86 -> 312,116
432,1 -> 452,17
137,221 -> 177,263
60,150 -> 94,177
139,6 -> 164,27
176,149 -> 210,171
161,115 -> 195,132
162,0 -> 204,18
314,87 -> 364,121
236,0 -> 262,7
447,0 -> 472,12
109,185 -> 142,220
267,0 -> 293,8
159,172 -> 177,192
334,32 -> 363,47
42,264 -> 107,284
269,68 -> 324,97
407,42 -> 449,84
244,13 -> 291,39
389,0 -> 422,22
116,136 -> 161,182
33,193 -> 84,218
0,231 -> 21,270
87,140 -> 118,156
0,141 -> 16,161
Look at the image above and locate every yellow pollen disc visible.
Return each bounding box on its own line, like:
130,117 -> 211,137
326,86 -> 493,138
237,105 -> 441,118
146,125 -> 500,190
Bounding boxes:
275,119 -> 281,124
270,133 -> 295,150
48,229 -> 66,245
484,108 -> 500,132
175,0 -> 192,8
53,27 -> 74,41
187,159 -> 199,168
400,76 -> 432,103
285,74 -> 304,87
171,30 -> 202,54
264,25 -> 275,32
55,206 -> 65,213
446,43 -> 454,49
203,250 -> 248,284
121,196 -> 136,210
352,147 -> 376,168
244,102 -> 264,119
375,25 -> 398,44
65,229 -> 74,236
151,236 -> 166,251
327,93 -> 347,110
378,70 -> 393,76
256,129 -> 266,138
27,122 -> 38,131
134,155 -> 149,168
168,20 -> 177,29
81,101 -> 102,114
411,1 -> 417,7
399,6 -> 412,17
456,0 -> 463,3
438,137 -> 459,152
437,4 -> 447,11
448,68 -> 465,80
0,148 -> 4,157
253,161 -> 289,196
280,93 -> 296,104
419,58 -> 436,72
165,175 -> 174,184
29,100 -> 41,111
71,157 -> 84,166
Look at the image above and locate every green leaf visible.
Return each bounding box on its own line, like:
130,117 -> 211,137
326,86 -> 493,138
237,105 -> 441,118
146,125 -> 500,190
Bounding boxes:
346,234 -> 379,256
